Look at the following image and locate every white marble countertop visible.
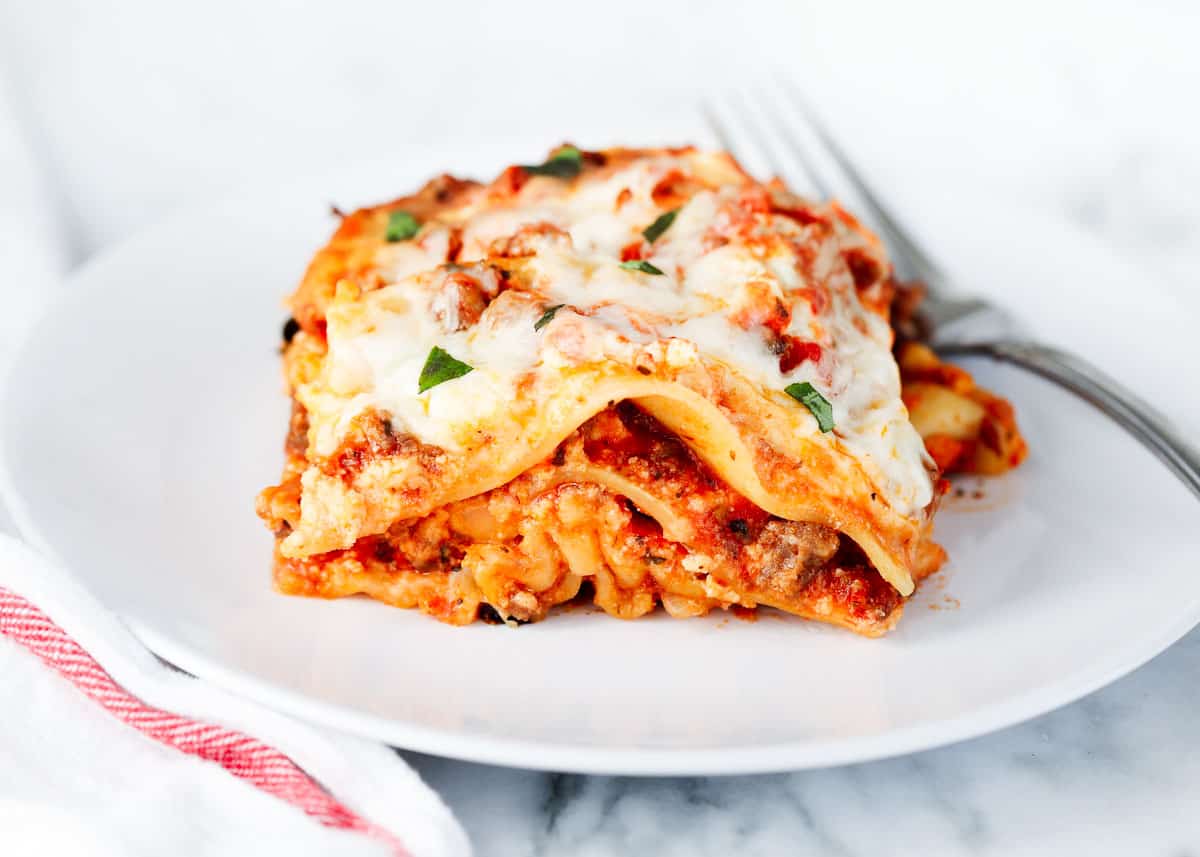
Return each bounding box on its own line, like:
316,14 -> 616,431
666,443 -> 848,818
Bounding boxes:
2,1 -> 1198,853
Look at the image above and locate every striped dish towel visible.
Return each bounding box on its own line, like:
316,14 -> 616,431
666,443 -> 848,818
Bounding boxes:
0,534 -> 470,857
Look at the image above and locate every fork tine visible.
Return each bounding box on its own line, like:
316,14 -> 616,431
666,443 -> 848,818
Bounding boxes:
730,91 -> 834,199
775,78 -> 948,286
701,102 -> 739,157
705,93 -> 828,201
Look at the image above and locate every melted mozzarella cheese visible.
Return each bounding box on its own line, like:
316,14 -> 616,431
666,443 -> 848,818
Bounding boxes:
316,151 -> 934,514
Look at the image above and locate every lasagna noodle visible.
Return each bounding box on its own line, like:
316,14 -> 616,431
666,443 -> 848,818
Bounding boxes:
263,402 -> 946,636
288,362 -> 930,595
257,145 -> 1025,634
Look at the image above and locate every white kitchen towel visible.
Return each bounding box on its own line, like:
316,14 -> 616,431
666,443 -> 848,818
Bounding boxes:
0,534 -> 471,857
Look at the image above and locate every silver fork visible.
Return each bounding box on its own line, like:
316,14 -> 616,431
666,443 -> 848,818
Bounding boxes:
705,85 -> 1200,500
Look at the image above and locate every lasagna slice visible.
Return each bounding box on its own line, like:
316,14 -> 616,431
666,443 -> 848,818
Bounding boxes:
257,146 -> 1025,636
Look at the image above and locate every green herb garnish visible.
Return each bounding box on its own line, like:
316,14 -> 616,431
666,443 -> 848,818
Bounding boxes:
619,259 -> 665,275
521,146 -> 583,179
784,382 -> 835,432
642,209 -> 678,243
534,304 -> 564,331
385,210 -> 421,242
418,346 -> 474,393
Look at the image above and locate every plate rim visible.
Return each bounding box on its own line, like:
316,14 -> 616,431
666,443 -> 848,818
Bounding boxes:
4,159 -> 1199,775
127,604 -> 1200,775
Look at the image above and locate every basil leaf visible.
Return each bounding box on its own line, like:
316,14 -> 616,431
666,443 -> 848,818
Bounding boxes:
418,346 -> 474,393
534,304 -> 564,331
642,209 -> 678,243
619,259 -> 665,275
784,382 -> 835,432
522,146 -> 583,179
385,210 -> 421,242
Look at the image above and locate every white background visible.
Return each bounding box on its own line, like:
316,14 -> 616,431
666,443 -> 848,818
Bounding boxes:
3,0 -> 1197,269
2,1 -> 1199,854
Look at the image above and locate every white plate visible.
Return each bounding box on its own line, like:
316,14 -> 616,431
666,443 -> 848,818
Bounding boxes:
3,142 -> 1198,775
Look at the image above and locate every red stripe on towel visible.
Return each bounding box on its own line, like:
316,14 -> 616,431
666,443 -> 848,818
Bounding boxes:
0,585 -> 409,856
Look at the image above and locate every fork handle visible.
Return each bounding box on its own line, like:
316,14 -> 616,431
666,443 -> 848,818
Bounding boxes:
936,340 -> 1200,501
